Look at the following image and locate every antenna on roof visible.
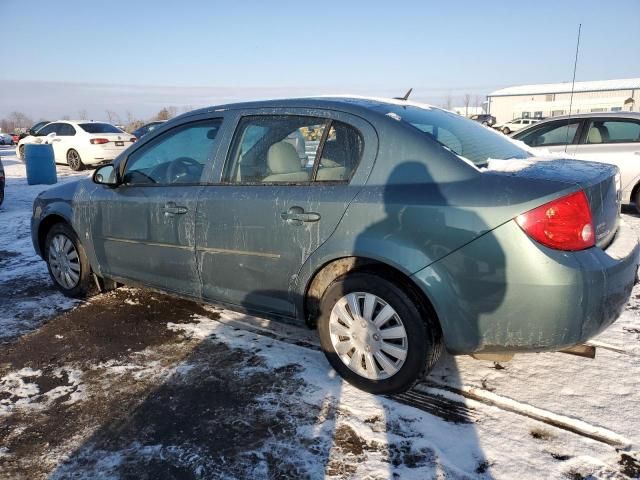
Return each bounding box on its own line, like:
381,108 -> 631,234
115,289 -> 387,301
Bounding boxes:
565,24 -> 581,152
394,88 -> 413,101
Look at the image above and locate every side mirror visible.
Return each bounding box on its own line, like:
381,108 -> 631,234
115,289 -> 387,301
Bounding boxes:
93,164 -> 119,186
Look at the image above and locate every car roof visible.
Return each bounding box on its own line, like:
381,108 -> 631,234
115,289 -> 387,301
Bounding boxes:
185,96 -> 443,119
538,111 -> 640,122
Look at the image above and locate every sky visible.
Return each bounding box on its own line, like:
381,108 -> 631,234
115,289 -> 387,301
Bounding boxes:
1,0 -> 639,122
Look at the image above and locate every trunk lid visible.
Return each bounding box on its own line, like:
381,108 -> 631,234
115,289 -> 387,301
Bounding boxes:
485,157 -> 621,248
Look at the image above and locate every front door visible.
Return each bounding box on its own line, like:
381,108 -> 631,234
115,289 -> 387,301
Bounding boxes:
196,112 -> 368,316
90,118 -> 223,297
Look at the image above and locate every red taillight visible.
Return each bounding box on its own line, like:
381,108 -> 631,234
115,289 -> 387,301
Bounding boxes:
90,138 -> 109,144
515,190 -> 594,251
130,137 -> 137,142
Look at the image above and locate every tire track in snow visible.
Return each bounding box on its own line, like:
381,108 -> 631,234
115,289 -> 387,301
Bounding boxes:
205,308 -> 633,449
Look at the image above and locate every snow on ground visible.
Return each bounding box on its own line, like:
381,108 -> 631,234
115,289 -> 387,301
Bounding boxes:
0,146 -> 89,341
0,146 -> 639,478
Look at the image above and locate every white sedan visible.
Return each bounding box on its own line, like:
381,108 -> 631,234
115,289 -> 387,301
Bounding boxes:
17,121 -> 136,170
495,118 -> 539,135
513,113 -> 640,206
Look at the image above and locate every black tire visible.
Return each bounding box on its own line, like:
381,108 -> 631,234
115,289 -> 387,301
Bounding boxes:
18,144 -> 25,161
44,222 -> 94,298
67,149 -> 84,171
317,271 -> 442,394
482,121 -> 489,126
634,188 -> 640,214
502,127 -> 511,135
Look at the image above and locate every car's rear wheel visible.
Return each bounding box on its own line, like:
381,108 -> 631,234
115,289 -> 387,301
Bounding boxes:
67,149 -> 84,171
317,271 -> 442,394
502,127 -> 511,135
18,144 -> 25,160
482,121 -> 489,126
45,223 -> 93,297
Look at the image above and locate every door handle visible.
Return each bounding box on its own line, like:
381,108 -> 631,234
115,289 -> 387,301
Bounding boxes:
281,206 -> 321,225
163,202 -> 188,216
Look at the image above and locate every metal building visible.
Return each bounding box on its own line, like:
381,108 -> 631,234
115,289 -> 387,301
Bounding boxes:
487,78 -> 640,124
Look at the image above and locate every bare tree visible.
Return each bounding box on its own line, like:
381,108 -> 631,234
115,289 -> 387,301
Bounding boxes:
444,94 -> 452,110
463,94 -> 471,117
62,115 -> 70,120
8,111 -> 32,130
78,109 -> 88,120
105,109 -> 121,125
154,106 -> 178,121
181,105 -> 194,113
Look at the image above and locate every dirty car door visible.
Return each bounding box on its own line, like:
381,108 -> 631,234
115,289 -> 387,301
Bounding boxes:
90,119 -> 223,296
196,110 -> 372,316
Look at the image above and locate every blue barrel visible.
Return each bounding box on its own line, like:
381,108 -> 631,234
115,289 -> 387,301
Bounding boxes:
25,144 -> 57,185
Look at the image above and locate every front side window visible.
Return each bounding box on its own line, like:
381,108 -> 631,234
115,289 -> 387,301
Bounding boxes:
123,119 -> 222,185
585,120 -> 640,144
517,121 -> 580,146
36,123 -> 58,136
378,104 -> 529,166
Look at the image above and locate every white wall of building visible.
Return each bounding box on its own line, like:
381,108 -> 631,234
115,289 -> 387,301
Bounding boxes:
487,79 -> 639,124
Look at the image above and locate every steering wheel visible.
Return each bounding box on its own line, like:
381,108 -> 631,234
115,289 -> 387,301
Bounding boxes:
166,157 -> 202,183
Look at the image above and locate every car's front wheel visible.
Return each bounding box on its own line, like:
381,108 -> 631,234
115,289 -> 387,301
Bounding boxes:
67,149 -> 84,171
18,144 -> 25,160
45,223 -> 93,297
502,127 -> 511,135
317,271 -> 442,394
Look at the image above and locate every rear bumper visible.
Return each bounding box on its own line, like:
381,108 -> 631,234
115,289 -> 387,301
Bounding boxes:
412,219 -> 639,354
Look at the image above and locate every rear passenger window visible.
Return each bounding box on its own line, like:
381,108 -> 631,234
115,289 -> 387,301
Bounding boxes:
224,116 -> 329,184
585,120 -> 640,144
315,121 -> 363,182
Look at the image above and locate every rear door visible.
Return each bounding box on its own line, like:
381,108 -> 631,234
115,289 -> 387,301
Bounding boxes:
195,108 -> 375,316
89,117 -> 223,296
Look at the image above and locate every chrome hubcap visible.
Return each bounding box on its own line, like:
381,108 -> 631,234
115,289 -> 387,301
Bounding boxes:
48,234 -> 80,289
329,292 -> 408,380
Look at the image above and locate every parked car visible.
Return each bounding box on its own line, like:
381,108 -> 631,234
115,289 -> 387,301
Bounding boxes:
131,121 -> 165,139
0,133 -> 13,145
11,133 -> 20,145
19,120 -> 51,140
31,97 -> 638,394
0,157 -> 4,206
17,121 -> 135,170
495,117 -> 539,135
469,114 -> 496,127
513,112 -> 640,206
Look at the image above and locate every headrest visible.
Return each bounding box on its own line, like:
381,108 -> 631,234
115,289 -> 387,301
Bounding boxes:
587,127 -> 602,143
267,142 -> 301,174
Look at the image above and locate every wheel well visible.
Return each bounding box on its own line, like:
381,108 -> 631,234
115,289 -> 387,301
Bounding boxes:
303,256 -> 441,334
631,182 -> 640,206
38,214 -> 69,255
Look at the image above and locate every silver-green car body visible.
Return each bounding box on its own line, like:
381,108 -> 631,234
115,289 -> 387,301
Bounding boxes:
31,97 -> 639,356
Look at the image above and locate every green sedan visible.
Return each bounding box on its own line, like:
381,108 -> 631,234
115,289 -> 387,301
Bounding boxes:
31,97 -> 639,394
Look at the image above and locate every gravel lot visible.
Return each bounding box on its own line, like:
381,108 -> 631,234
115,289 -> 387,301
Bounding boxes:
1,145 -> 639,479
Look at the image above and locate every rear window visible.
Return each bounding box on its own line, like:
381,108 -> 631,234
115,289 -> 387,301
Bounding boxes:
378,104 -> 529,166
79,123 -> 122,134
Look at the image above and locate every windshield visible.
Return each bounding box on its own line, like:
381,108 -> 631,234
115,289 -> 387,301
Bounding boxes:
80,123 -> 122,134
378,104 -> 530,166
